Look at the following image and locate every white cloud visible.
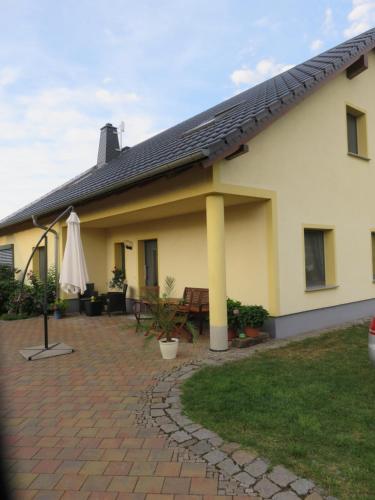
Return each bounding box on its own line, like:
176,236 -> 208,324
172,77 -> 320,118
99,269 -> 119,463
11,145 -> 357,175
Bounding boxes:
0,85 -> 157,219
310,39 -> 324,52
95,89 -> 140,105
0,66 -> 19,87
344,0 -> 375,37
323,7 -> 335,35
230,58 -> 294,87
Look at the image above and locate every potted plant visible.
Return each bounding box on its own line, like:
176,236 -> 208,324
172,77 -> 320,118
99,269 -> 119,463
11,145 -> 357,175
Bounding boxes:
53,298 -> 67,319
227,298 -> 242,340
143,276 -> 197,359
107,267 -> 127,314
84,295 -> 103,316
239,305 -> 269,337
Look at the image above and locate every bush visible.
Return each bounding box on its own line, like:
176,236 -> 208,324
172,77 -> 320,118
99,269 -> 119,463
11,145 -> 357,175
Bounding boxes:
6,266 -> 57,317
227,298 -> 242,331
0,265 -> 21,314
227,298 -> 269,332
239,304 -> 269,329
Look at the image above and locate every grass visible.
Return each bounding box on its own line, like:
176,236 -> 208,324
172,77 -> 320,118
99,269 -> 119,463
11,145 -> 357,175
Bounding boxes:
182,326 -> 375,499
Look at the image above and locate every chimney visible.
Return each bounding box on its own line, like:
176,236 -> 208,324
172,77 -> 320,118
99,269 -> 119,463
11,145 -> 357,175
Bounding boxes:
97,123 -> 120,167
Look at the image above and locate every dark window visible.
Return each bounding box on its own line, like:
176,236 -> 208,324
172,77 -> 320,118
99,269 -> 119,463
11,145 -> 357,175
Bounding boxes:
347,112 -> 358,154
114,242 -> 125,276
304,230 -> 326,288
32,246 -> 47,281
0,244 -> 14,268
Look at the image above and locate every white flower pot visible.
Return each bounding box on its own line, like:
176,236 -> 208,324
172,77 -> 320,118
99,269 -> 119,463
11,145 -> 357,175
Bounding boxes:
159,338 -> 179,359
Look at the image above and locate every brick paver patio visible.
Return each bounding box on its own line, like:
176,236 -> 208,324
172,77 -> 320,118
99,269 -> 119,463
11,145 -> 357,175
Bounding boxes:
0,314 -> 242,500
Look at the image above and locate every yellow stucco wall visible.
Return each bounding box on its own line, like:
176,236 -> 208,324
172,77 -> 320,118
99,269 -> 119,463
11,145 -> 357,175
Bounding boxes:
0,227 -> 56,276
105,202 -> 269,308
218,51 -> 375,316
80,228 -> 108,293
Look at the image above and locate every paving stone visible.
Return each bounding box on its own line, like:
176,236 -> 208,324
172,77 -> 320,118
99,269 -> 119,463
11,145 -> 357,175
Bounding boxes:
160,423 -> 179,434
245,458 -> 269,477
150,409 -> 166,417
217,458 -> 240,475
254,478 -> 281,498
208,436 -> 224,447
220,442 -> 242,454
232,450 -> 257,466
155,416 -> 172,425
174,416 -> 193,427
234,471 -> 257,487
189,440 -> 212,455
192,429 -> 218,441
184,424 -> 202,433
272,492 -> 301,500
268,466 -> 298,487
203,449 -> 227,465
170,431 -> 191,443
290,478 -> 315,496
305,494 -> 324,500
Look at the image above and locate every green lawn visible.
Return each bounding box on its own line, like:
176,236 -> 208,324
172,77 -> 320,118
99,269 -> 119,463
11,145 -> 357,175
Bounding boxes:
182,326 -> 375,499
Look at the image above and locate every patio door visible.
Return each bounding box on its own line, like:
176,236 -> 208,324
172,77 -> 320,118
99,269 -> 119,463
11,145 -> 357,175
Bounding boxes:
144,239 -> 158,286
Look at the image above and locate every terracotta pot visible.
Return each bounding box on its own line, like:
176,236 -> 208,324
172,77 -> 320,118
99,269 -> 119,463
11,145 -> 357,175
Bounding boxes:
228,328 -> 237,340
159,338 -> 179,359
244,326 -> 260,338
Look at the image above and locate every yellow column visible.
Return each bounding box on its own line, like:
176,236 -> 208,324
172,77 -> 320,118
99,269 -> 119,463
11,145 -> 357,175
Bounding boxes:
206,194 -> 228,351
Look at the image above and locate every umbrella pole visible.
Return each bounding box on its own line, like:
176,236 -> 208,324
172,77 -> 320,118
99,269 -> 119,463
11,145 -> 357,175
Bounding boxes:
17,205 -> 75,361
43,234 -> 49,350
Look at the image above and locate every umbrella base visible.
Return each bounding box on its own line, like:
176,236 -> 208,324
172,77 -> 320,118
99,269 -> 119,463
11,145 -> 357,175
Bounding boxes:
19,342 -> 74,361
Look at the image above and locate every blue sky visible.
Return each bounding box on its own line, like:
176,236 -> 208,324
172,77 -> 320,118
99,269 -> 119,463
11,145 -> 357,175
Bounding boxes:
0,0 -> 374,219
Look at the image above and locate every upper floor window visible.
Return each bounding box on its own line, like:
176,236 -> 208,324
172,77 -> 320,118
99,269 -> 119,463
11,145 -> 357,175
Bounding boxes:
346,105 -> 368,159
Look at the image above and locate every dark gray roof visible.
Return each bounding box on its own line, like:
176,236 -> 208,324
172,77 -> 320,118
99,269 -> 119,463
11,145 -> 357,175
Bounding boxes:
1,27 -> 375,230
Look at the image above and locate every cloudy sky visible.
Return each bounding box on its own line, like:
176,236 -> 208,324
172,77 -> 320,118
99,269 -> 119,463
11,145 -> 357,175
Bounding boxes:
0,0 -> 374,220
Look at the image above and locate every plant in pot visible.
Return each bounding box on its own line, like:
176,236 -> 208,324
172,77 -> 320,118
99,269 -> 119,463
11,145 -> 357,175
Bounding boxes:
84,295 -> 103,316
142,276 -> 197,360
227,298 -> 242,340
53,298 -> 67,319
107,267 -> 127,314
239,304 -> 269,337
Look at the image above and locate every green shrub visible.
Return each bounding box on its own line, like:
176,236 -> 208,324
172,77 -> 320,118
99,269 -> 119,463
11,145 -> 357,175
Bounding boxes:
0,265 -> 21,314
239,304 -> 269,329
227,298 -> 242,332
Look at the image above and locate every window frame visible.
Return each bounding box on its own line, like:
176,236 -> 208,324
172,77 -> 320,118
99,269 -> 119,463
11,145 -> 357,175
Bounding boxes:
346,103 -> 369,160
303,225 -> 337,292
114,242 -> 126,278
0,244 -> 14,268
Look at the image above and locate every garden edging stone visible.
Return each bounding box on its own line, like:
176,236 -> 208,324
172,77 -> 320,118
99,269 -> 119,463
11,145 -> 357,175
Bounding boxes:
137,344 -> 334,500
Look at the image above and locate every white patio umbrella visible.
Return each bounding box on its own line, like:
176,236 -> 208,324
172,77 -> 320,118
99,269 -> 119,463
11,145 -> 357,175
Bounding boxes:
60,211 -> 89,294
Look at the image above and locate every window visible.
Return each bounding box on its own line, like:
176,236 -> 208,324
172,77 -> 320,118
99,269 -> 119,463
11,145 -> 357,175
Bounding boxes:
0,244 -> 14,268
32,246 -> 47,281
346,105 -> 368,158
304,228 -> 336,290
371,233 -> 375,280
114,242 -> 125,276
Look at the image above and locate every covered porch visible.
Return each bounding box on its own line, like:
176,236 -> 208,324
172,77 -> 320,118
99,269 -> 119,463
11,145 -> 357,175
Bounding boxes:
64,168 -> 277,351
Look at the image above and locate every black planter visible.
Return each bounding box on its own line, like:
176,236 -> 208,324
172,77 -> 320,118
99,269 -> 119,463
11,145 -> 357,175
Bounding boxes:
84,300 -> 103,316
107,291 -> 126,315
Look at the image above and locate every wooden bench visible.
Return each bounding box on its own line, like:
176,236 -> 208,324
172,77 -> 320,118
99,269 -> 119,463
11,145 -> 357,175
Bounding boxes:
181,287 -> 209,335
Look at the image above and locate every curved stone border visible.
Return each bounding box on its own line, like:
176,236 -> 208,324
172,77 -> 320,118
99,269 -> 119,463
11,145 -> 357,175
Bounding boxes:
138,354 -> 337,500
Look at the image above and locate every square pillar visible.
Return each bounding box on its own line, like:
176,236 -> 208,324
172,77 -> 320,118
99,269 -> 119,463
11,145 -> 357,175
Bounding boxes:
206,194 -> 228,351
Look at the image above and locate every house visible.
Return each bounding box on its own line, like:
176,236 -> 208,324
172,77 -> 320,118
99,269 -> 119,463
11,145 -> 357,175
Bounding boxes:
1,28 -> 375,350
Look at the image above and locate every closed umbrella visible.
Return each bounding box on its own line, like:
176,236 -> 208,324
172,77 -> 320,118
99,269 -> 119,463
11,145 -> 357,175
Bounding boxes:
60,211 -> 89,294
